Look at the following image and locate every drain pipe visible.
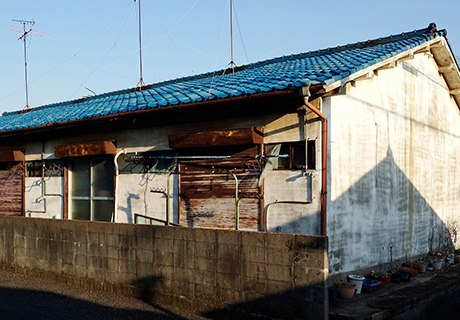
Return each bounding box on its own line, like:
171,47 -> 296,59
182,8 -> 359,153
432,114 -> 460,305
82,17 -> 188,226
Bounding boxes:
114,149 -> 127,223
300,86 -> 328,236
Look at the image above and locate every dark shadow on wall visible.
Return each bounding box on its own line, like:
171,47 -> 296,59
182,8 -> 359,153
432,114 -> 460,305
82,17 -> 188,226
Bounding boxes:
117,192 -> 140,224
134,275 -> 193,320
266,146 -> 456,274
325,147 -> 455,274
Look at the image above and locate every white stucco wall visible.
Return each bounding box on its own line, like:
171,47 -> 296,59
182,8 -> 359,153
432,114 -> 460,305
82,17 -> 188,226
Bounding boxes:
116,173 -> 179,224
327,53 -> 460,274
25,177 -> 64,219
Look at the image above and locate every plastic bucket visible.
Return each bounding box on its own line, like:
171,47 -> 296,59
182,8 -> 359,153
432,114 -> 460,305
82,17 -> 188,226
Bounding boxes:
347,275 -> 365,294
433,260 -> 443,271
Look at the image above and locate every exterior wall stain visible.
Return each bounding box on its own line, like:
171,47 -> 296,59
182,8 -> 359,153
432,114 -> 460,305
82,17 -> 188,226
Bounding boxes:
327,53 -> 460,275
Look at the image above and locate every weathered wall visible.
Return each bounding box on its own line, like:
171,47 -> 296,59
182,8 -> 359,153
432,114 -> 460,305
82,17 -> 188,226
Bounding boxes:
327,52 -> 460,274
0,216 -> 328,319
116,173 -> 179,224
20,112 -> 321,234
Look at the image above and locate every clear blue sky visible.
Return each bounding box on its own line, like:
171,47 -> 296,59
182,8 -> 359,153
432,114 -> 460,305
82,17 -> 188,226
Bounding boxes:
1,0 -> 459,114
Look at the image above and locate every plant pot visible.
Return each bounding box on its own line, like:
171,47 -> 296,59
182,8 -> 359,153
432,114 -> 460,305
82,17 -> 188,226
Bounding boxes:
347,275 -> 365,294
362,278 -> 381,293
368,274 -> 390,288
418,264 -> 427,273
338,286 -> 356,299
391,272 -> 401,283
399,270 -> 411,282
329,286 -> 340,302
432,260 -> 443,271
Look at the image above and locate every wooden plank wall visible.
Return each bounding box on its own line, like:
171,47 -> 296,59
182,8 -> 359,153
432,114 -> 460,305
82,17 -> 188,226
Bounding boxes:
0,164 -> 23,216
178,147 -> 263,230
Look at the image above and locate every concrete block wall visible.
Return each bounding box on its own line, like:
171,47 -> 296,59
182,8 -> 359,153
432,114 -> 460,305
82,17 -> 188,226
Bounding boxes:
0,216 -> 328,319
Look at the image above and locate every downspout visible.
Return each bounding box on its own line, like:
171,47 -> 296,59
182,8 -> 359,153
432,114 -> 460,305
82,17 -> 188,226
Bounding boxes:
114,149 -> 127,223
300,86 -> 328,236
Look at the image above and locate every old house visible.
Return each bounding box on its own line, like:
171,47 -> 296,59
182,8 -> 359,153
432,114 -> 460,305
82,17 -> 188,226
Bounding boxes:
0,23 -> 459,276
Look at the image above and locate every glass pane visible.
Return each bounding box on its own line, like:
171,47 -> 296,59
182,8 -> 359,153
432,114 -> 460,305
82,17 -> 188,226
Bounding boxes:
72,160 -> 90,197
92,200 -> 113,222
71,200 -> 90,220
93,159 -> 114,197
266,144 -> 281,169
293,143 -> 306,169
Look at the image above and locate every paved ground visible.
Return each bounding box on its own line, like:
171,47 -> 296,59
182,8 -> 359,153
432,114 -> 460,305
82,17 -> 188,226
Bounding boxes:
0,270 -> 208,320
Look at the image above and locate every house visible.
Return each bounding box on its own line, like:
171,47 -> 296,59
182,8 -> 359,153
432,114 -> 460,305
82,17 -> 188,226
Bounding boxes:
0,23 -> 458,276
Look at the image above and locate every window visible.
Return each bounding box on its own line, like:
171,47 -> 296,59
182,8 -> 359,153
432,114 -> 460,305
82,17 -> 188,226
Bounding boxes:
118,152 -> 176,174
265,140 -> 315,170
70,158 -> 114,221
26,160 -> 64,177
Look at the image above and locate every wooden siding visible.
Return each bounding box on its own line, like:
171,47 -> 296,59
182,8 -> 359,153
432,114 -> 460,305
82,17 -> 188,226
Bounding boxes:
0,164 -> 23,216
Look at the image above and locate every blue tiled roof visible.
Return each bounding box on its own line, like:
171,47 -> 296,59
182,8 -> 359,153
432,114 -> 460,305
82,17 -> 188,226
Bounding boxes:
0,25 -> 445,133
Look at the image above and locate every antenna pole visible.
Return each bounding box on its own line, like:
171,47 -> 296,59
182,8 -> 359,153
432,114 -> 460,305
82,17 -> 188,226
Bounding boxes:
224,0 -> 236,74
12,19 -> 35,111
23,23 -> 30,110
135,0 -> 145,90
230,0 -> 233,67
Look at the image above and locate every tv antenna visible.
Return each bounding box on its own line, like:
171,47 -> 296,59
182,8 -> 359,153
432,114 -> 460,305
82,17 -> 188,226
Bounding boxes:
134,0 -> 146,90
10,19 -> 49,112
224,0 -> 237,74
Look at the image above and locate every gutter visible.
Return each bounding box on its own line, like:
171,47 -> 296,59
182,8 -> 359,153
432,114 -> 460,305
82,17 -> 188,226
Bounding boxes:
0,89 -> 305,138
300,86 -> 328,236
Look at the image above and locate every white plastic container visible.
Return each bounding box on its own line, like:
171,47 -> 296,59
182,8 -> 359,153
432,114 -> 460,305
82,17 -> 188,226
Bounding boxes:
347,275 -> 365,294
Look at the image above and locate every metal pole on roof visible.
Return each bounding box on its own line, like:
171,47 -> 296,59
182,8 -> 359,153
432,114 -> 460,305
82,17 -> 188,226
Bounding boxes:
223,0 -> 237,74
230,0 -> 234,67
11,19 -> 47,112
134,0 -> 146,90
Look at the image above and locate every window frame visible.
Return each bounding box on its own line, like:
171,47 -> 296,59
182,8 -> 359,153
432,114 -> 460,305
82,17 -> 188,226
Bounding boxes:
69,157 -> 114,221
264,140 -> 316,171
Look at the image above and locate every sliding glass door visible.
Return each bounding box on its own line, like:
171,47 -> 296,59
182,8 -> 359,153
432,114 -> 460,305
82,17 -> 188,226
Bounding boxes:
70,158 -> 114,221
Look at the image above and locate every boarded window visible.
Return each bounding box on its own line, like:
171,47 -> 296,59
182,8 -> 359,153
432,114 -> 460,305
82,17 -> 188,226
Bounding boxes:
178,145 -> 262,230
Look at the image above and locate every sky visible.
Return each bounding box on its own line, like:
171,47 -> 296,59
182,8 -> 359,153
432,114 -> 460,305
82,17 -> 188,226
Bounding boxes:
1,0 -> 459,114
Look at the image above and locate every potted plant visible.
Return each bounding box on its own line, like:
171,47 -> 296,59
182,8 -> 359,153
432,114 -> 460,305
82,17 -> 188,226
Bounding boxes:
368,272 -> 390,288
399,267 -> 412,281
334,280 -> 356,299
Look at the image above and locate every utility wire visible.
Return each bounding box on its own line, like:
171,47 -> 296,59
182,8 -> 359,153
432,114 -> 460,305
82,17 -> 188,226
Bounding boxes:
233,2 -> 249,64
144,2 -> 198,74
71,2 -> 137,99
207,3 -> 229,101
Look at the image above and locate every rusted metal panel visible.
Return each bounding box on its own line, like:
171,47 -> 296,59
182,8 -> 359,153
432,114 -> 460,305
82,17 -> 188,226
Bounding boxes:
179,159 -> 261,230
0,151 -> 25,162
0,164 -> 24,216
169,127 -> 264,149
179,197 -> 259,230
54,141 -> 117,157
